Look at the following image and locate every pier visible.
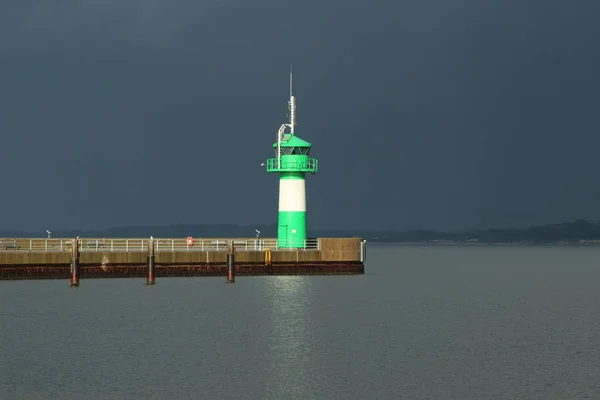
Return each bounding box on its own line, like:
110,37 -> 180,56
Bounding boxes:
0,237 -> 366,281
0,73 -> 367,283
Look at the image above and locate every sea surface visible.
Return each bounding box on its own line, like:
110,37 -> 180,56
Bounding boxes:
1,244 -> 599,399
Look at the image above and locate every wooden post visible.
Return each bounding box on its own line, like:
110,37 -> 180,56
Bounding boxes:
70,237 -> 80,287
226,240 -> 235,283
146,238 -> 156,285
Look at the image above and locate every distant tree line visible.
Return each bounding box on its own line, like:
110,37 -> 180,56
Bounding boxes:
361,219 -> 600,243
2,219 -> 600,244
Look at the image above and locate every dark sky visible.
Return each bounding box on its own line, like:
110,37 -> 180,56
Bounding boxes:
1,1 -> 599,232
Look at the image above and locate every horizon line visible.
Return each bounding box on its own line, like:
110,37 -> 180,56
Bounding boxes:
0,218 -> 596,235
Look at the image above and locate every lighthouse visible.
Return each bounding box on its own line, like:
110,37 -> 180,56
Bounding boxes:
266,71 -> 319,248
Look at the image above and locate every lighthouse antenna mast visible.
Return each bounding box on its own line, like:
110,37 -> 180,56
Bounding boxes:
289,66 -> 296,134
277,66 -> 295,169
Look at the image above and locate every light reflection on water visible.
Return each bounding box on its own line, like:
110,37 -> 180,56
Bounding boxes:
263,276 -> 319,399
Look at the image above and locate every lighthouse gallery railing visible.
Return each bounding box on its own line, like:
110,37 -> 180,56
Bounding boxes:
266,158 -> 318,173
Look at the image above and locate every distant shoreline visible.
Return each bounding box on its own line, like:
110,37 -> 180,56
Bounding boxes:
3,219 -> 600,245
366,241 -> 600,246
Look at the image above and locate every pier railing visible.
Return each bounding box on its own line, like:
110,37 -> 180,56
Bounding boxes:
0,238 -> 320,253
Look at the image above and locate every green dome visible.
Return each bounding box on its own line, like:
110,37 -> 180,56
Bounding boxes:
272,134 -> 312,148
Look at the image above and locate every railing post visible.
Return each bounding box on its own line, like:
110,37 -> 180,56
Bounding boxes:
45,240 -> 47,251
171,239 -> 174,252
29,240 -> 32,251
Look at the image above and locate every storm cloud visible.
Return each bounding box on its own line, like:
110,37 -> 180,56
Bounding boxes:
0,0 -> 599,232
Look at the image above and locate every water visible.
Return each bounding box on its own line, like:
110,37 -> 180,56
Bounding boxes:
1,245 -> 600,399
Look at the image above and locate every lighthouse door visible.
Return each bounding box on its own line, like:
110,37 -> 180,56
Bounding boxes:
279,224 -> 288,247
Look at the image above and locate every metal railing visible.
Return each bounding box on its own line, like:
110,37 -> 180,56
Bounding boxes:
266,158 -> 318,173
0,238 -> 70,252
0,238 -> 320,253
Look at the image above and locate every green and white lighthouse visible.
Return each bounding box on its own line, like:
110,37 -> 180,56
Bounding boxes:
266,71 -> 318,248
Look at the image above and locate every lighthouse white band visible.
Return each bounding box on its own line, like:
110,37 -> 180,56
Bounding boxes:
279,178 -> 306,212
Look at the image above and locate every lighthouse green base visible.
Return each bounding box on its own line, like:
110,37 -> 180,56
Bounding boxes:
277,211 -> 307,248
